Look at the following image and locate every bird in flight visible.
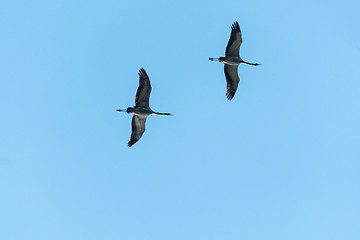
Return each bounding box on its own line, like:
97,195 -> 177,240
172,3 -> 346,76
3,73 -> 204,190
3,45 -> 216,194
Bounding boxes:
117,68 -> 172,147
209,21 -> 260,100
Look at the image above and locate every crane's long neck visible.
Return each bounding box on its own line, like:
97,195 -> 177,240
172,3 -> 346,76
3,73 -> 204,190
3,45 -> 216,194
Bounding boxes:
209,57 -> 227,63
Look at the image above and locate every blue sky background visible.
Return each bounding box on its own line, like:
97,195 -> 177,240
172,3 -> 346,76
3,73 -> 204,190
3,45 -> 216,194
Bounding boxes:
1,0 -> 360,239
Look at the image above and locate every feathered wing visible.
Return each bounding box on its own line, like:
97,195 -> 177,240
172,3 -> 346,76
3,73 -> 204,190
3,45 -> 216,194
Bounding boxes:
135,68 -> 152,107
128,115 -> 147,147
224,65 -> 240,100
225,21 -> 242,57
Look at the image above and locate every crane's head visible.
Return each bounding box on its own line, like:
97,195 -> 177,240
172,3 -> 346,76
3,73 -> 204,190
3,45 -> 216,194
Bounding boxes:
116,107 -> 134,114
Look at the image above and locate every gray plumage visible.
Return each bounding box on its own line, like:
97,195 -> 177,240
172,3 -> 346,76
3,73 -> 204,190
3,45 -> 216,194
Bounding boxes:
128,115 -> 147,147
209,21 -> 260,100
117,68 -> 172,147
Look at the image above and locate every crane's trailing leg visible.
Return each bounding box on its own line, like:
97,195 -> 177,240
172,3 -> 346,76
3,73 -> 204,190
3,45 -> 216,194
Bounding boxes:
153,112 -> 173,116
242,60 -> 261,66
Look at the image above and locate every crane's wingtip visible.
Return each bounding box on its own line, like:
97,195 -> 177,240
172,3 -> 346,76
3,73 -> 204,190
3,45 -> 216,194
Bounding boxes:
231,21 -> 241,31
226,91 -> 235,100
138,68 -> 149,79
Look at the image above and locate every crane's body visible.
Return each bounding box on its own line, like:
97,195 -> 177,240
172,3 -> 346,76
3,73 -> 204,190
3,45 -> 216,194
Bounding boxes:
120,107 -> 171,116
117,68 -> 171,147
210,57 -> 242,65
209,21 -> 260,100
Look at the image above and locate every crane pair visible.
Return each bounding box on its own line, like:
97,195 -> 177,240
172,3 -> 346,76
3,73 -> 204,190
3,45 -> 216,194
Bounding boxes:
117,21 -> 260,147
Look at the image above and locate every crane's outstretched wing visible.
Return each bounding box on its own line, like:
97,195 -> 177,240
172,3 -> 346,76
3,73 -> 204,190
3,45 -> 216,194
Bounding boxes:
224,65 -> 240,100
225,21 -> 242,57
128,115 -> 147,147
135,68 -> 152,108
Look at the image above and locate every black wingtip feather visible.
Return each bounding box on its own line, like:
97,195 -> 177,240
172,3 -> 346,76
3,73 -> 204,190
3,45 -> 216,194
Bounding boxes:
231,21 -> 240,32
138,68 -> 149,79
226,90 -> 236,100
128,141 -> 135,147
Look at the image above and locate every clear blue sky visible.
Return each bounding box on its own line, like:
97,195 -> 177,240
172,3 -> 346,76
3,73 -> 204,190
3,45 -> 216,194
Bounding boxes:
1,0 -> 360,239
